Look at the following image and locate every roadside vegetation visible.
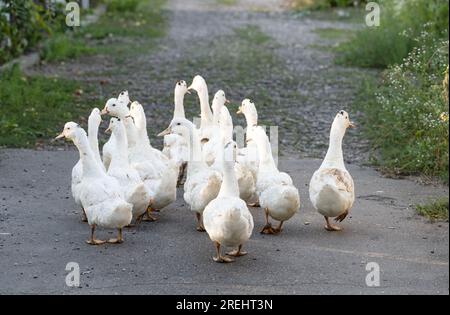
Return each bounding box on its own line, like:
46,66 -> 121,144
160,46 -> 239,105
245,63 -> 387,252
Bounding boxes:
0,0 -> 167,148
416,198 -> 449,222
294,0 -> 449,183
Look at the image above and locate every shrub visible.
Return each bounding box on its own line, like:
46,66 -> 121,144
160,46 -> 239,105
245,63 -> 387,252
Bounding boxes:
337,0 -> 449,68
355,32 -> 449,181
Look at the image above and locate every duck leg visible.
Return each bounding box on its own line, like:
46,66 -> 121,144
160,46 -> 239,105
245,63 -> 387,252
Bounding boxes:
260,208 -> 275,234
272,221 -> 284,234
177,162 -> 187,187
213,242 -> 234,263
196,213 -> 206,232
81,208 -> 88,222
335,210 -> 349,223
86,225 -> 106,245
325,216 -> 342,231
107,228 -> 124,244
143,205 -> 159,222
227,244 -> 248,257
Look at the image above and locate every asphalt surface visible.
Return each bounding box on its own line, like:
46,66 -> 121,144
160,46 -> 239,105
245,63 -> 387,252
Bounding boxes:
0,149 -> 448,294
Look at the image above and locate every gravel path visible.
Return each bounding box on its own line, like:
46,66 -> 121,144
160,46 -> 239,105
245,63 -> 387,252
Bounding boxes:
28,0 -> 370,163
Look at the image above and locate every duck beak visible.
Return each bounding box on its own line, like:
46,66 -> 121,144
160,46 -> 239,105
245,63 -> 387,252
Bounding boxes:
105,126 -> 112,134
186,90 -> 191,95
225,99 -> 231,105
101,108 -> 108,115
187,84 -> 194,91
53,133 -> 65,141
246,138 -> 253,144
158,127 -> 171,137
237,107 -> 243,115
349,121 -> 357,129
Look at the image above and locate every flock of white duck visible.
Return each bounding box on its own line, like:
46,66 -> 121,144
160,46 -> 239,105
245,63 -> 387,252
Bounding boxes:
55,75 -> 356,263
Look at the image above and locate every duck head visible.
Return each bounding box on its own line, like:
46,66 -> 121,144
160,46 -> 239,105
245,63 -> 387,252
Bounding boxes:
237,99 -> 258,126
118,90 -> 130,106
105,117 -> 123,134
158,117 -> 193,138
54,122 -> 82,141
332,110 -> 356,132
212,90 -> 230,114
101,98 -> 129,118
175,80 -> 190,96
88,108 -> 103,127
187,75 -> 207,94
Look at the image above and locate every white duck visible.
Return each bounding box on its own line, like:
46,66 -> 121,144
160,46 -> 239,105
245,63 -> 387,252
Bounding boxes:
236,99 -> 259,181
202,90 -> 230,166
210,105 -> 256,204
203,141 -> 254,263
309,110 -> 356,231
55,122 -> 132,245
106,117 -> 151,223
236,99 -> 260,206
102,99 -> 177,219
101,90 -> 130,170
71,108 -> 104,222
159,118 -> 222,231
129,101 -> 178,212
251,127 -> 300,234
161,81 -> 191,184
187,75 -> 214,143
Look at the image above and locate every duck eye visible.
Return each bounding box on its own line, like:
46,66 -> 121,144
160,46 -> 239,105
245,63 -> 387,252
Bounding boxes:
112,104 -> 116,107
177,123 -> 181,126
340,111 -> 344,115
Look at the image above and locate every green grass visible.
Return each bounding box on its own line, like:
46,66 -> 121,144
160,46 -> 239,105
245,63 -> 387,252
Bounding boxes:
314,27 -> 354,40
289,0 -> 366,10
79,0 -> 166,41
416,199 -> 449,222
0,66 -> 93,148
42,34 -> 95,62
216,0 -> 238,5
353,34 -> 449,182
39,0 -> 167,62
336,0 -> 449,68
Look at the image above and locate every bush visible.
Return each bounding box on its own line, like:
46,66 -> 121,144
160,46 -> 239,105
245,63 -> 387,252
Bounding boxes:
106,0 -> 141,12
289,0 -> 367,10
338,0 -> 449,68
355,32 -> 449,181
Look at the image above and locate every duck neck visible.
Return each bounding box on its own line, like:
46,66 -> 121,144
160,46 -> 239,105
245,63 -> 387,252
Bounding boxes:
109,126 -> 129,170
218,160 -> 239,198
321,125 -> 345,169
245,113 -> 258,128
174,91 -> 186,119
73,131 -> 105,178
134,111 -> 152,147
186,126 -> 207,175
212,103 -> 222,126
88,120 -> 102,168
257,136 -> 278,173
198,88 -> 213,126
123,117 -> 137,148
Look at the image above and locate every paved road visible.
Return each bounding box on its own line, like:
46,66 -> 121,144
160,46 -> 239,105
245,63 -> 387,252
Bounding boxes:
0,149 -> 448,294
1,0 -> 448,295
